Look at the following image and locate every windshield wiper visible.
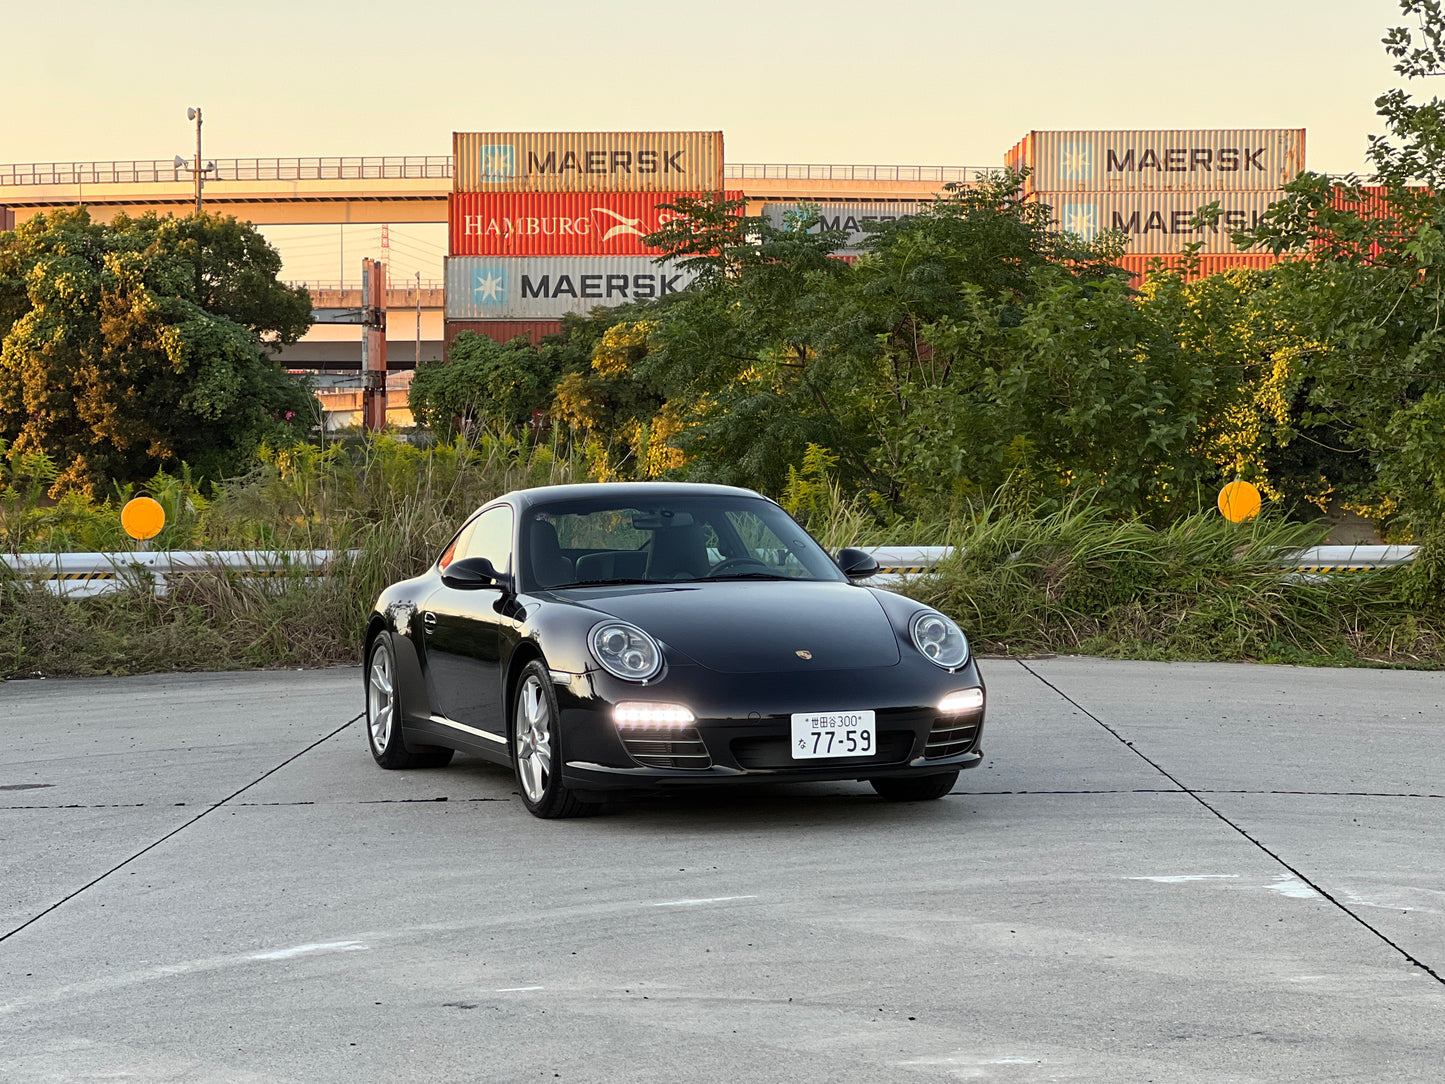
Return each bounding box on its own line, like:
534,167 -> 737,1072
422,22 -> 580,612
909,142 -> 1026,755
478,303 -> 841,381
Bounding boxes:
564,577 -> 668,587
701,571 -> 798,581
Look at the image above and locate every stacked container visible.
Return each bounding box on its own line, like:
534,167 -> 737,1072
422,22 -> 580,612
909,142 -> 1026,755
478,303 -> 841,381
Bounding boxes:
1006,129 -> 1305,281
756,200 -> 933,257
445,131 -> 725,349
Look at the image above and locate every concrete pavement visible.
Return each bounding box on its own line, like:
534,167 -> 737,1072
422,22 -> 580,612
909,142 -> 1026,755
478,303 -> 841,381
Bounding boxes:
1,660 -> 1442,1082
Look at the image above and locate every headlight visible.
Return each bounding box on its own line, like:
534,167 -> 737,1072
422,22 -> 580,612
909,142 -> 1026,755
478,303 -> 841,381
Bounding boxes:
590,621 -> 664,682
938,688 -> 985,714
909,610 -> 969,669
614,702 -> 695,727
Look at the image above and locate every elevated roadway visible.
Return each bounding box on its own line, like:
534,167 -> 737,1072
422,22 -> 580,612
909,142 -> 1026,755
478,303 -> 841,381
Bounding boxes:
1,156 -> 1001,374
0,157 -> 995,226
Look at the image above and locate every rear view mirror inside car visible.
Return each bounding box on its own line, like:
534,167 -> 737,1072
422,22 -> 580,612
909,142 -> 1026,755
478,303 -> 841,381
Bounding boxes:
630,510 -> 696,530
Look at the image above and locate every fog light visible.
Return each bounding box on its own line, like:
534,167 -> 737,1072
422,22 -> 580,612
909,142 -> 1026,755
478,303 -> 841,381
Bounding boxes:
938,688 -> 985,714
614,702 -> 696,727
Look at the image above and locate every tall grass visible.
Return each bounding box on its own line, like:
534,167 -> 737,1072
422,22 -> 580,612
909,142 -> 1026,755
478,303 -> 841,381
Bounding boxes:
2,451 -> 1440,677
812,492 -> 1442,667
0,431 -> 581,678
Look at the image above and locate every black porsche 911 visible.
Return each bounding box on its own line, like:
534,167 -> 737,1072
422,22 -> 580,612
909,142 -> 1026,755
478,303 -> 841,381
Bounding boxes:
363,482 -> 986,818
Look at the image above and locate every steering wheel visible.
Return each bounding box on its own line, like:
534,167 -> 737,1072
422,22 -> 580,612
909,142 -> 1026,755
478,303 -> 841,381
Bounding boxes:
708,556 -> 774,576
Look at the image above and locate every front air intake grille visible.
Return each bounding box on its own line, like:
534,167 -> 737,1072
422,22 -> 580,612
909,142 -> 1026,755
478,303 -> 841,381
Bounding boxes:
925,717 -> 980,759
731,731 -> 914,770
619,726 -> 712,770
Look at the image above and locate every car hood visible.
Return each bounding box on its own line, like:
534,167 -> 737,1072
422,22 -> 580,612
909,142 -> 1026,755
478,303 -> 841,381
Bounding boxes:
573,580 -> 901,674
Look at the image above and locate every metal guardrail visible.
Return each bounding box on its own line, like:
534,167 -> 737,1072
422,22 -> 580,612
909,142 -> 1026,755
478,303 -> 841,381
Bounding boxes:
860,544 -> 1419,586
1,544 -> 1415,597
1,550 -> 350,598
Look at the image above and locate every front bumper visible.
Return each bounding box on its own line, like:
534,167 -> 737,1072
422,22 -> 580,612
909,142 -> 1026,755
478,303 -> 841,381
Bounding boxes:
552,661 -> 986,792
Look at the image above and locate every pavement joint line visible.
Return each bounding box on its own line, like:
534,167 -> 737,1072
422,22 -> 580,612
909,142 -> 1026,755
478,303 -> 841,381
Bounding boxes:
0,712 -> 362,947
1016,659 -> 1445,989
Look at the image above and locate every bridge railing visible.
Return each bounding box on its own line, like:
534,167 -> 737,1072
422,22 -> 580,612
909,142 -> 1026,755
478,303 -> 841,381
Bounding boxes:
0,158 -> 1000,188
291,280 -> 445,294
724,163 -> 1004,184
0,156 -> 454,186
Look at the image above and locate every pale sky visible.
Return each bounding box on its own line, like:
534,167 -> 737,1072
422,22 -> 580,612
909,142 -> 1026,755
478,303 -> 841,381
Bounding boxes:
2,0 -> 1413,284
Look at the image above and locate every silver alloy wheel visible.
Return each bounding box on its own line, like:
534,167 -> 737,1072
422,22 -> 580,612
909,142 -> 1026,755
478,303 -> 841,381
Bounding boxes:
368,641 -> 394,753
516,673 -> 552,803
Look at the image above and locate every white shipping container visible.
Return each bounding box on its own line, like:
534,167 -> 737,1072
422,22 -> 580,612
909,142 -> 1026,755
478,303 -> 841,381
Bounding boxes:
760,201 -> 934,255
1006,130 -> 1304,194
1029,190 -> 1284,255
445,257 -> 698,320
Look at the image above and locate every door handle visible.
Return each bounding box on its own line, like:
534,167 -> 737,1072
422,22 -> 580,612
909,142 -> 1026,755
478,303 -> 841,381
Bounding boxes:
421,611 -> 438,630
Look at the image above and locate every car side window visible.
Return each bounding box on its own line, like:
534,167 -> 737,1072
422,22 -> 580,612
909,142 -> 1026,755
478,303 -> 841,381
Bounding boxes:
437,522 -> 475,570
460,505 -> 514,573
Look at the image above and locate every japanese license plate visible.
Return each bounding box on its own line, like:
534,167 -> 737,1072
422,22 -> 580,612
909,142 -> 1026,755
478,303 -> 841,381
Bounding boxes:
790,710 -> 876,760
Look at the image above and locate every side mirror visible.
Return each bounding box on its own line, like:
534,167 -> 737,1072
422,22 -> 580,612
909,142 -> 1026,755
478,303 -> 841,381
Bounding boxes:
441,555 -> 508,591
835,547 -> 880,580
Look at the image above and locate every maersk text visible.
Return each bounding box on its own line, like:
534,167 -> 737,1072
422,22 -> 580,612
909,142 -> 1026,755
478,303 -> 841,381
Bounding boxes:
1105,148 -> 1268,174
1112,209 -> 1268,234
525,150 -> 686,176
520,273 -> 687,300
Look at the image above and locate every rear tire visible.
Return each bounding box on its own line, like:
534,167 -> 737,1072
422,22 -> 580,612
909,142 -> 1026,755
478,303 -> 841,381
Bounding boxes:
366,631 -> 454,770
869,771 -> 959,802
512,660 -> 593,818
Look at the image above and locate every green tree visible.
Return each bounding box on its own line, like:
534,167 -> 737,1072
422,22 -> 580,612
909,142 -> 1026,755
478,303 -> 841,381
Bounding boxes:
643,174 -> 1167,511
409,331 -> 559,439
1229,0 -> 1445,553
0,208 -> 313,495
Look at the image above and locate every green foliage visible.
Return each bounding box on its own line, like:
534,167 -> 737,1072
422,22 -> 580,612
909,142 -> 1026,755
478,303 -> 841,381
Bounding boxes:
408,332 -> 560,438
0,432 -> 583,678
638,174 -> 1136,505
0,208 -> 314,496
871,499 -> 1442,666
1193,2 -> 1445,601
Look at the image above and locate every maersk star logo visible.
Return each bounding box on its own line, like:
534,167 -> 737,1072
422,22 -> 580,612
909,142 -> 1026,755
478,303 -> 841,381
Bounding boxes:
471,266 -> 508,305
478,144 -> 515,182
1058,203 -> 1098,241
1060,142 -> 1093,182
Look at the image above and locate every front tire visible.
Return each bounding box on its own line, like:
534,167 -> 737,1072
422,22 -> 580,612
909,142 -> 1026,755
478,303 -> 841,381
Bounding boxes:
869,771 -> 959,802
366,631 -> 453,770
512,660 -> 590,818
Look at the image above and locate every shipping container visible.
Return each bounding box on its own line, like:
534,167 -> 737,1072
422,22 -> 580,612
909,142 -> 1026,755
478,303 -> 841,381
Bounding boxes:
445,257 -> 698,320
449,191 -> 740,257
444,320 -> 564,352
1112,253 -> 1283,288
1028,190 -> 1284,254
1006,130 -> 1305,194
453,132 -> 723,193
758,200 -> 934,255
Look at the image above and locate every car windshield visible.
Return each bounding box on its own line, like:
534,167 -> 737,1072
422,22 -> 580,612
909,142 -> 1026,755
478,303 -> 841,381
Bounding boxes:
521,494 -> 848,590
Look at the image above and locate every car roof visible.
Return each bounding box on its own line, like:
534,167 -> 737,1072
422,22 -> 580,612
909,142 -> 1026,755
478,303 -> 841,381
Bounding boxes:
505,481 -> 769,511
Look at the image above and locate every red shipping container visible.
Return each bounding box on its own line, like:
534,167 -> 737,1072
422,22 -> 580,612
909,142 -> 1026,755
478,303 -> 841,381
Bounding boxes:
449,191 -> 740,256
444,320 -> 563,355
1111,252 -> 1283,289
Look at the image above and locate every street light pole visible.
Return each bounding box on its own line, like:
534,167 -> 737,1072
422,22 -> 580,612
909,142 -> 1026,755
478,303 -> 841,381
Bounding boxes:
188,107 -> 203,214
